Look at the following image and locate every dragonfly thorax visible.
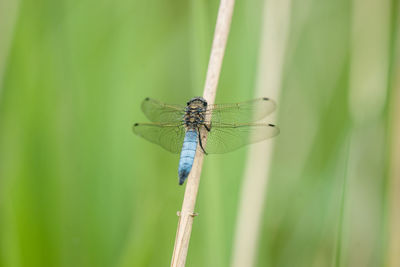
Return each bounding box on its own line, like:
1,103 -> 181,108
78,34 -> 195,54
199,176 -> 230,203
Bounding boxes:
184,98 -> 207,129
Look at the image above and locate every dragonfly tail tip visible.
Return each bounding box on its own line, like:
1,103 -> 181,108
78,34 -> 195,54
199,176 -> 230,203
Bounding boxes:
179,177 -> 187,185
178,171 -> 189,185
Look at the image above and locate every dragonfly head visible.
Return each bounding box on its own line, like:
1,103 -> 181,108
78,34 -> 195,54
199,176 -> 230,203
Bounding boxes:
187,97 -> 207,107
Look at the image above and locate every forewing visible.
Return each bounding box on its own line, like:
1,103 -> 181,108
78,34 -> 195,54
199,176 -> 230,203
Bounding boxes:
206,98 -> 276,123
133,122 -> 185,153
204,123 -> 279,154
141,98 -> 186,123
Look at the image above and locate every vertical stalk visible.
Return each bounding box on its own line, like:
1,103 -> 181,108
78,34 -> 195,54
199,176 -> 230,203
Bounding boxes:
386,56 -> 400,267
170,1 -> 235,266
385,5 -> 400,266
341,0 -> 390,265
0,0 -> 19,93
230,0 -> 291,266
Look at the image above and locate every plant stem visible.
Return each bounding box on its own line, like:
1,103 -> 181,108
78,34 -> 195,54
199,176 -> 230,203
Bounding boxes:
230,0 -> 291,266
386,53 -> 400,267
170,1 -> 235,266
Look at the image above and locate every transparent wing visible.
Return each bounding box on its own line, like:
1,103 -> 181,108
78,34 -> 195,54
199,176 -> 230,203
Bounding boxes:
206,98 -> 276,124
204,123 -> 279,154
141,98 -> 186,123
133,122 -> 185,153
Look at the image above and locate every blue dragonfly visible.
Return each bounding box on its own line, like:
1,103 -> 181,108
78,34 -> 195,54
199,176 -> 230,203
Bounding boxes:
133,97 -> 279,185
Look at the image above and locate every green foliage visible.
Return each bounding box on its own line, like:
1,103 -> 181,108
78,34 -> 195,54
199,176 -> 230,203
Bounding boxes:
0,0 -> 396,266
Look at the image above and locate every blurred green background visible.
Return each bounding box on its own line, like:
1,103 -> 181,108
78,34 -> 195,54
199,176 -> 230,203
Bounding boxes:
0,0 -> 398,267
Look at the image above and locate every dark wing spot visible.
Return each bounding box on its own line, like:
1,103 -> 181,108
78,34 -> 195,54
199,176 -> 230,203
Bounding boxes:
263,97 -> 269,101
134,123 -> 139,126
144,97 -> 150,101
268,123 -> 275,127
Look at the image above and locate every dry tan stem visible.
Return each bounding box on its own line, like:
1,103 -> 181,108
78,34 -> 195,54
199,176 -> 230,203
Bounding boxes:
170,1 -> 235,266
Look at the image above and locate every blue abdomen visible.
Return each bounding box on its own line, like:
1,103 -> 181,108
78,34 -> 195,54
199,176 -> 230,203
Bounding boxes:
178,129 -> 198,185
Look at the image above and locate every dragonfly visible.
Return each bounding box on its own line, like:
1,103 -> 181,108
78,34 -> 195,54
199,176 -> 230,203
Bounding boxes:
133,97 -> 279,185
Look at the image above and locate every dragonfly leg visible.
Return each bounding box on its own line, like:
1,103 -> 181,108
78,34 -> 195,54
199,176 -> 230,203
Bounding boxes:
204,122 -> 211,132
198,128 -> 208,155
